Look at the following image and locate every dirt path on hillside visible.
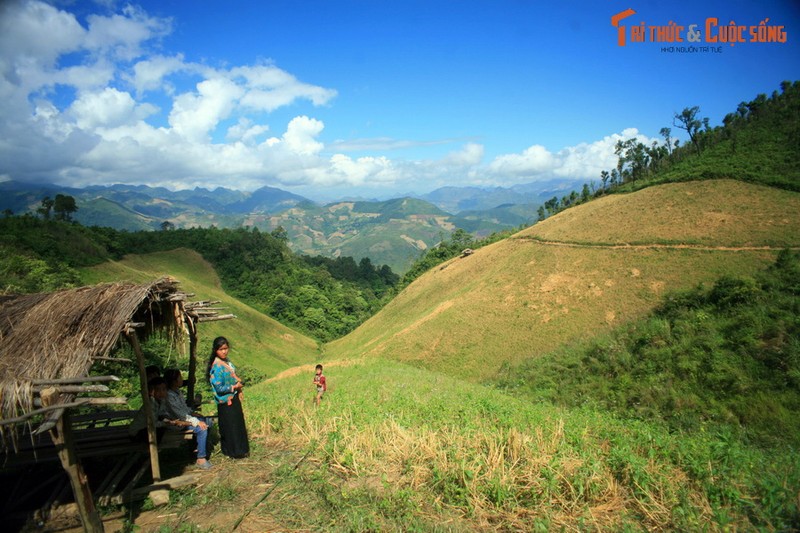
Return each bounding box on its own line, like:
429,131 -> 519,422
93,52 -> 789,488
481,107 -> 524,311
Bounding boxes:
514,236 -> 800,252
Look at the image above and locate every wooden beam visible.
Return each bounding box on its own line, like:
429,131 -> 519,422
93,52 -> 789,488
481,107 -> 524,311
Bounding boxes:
33,385 -> 110,394
185,300 -> 220,307
97,452 -> 143,506
113,473 -> 202,504
125,331 -> 161,483
186,316 -> 198,408
1,397 -> 128,427
31,376 -> 120,386
197,314 -> 236,322
32,397 -> 127,409
42,389 -> 105,533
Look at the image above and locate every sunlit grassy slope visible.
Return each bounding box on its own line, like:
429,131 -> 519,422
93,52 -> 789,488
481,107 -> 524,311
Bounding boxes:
80,248 -> 320,377
239,358 -> 799,531
325,180 -> 800,381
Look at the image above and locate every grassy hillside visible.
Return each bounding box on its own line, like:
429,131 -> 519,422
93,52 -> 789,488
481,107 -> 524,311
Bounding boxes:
80,248 -> 320,377
210,358 -> 798,531
326,180 -> 800,381
496,249 -> 800,447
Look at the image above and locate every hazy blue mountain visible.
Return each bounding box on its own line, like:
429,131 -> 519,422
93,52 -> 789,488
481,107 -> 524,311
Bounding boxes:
421,178 -> 585,213
450,203 -> 538,235
229,185 -> 312,213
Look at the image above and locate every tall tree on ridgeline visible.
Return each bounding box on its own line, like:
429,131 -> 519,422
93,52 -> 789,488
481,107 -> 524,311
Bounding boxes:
673,106 -> 705,154
37,196 -> 54,220
53,194 -> 77,221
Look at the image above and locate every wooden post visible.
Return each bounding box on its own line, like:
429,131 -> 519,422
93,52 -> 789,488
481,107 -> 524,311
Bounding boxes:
42,388 -> 105,533
186,316 -> 198,406
125,330 -> 161,482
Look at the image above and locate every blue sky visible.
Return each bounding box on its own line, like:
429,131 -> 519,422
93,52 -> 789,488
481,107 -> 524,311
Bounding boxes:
0,0 -> 798,201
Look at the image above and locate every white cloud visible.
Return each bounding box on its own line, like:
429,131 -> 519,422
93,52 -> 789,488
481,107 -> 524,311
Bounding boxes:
0,1 -> 85,70
328,137 -> 456,152
553,128 -> 659,179
279,115 -> 325,155
488,144 -> 557,177
235,64 -> 337,112
84,4 -> 171,61
319,154 -> 397,186
485,128 -> 660,184
169,77 -> 244,142
443,142 -> 484,166
226,117 -> 269,144
70,87 -> 156,129
128,54 -> 187,95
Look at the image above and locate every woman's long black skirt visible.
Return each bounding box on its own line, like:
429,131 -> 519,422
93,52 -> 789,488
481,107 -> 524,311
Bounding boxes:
217,393 -> 249,458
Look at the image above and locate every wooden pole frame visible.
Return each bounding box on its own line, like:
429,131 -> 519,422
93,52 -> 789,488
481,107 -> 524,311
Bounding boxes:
186,316 -> 199,407
125,330 -> 161,483
41,389 -> 105,533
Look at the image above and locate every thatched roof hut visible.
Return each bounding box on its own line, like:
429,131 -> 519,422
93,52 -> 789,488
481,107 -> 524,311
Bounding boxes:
0,277 -> 233,531
0,278 -> 184,428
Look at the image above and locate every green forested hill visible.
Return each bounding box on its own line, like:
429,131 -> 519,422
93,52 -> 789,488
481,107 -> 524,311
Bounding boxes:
0,218 -> 399,341
244,197 -> 462,273
657,80 -> 800,190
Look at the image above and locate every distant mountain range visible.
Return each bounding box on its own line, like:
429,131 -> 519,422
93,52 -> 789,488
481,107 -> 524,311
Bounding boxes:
0,178 -> 584,272
419,178 -> 580,213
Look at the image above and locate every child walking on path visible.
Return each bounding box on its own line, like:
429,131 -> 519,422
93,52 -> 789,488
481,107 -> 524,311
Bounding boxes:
313,364 -> 327,406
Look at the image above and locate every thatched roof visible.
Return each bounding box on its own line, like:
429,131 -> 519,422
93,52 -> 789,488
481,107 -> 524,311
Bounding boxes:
0,277 -> 218,430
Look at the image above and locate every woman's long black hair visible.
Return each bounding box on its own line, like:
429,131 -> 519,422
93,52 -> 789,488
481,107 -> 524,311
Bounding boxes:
206,336 -> 230,380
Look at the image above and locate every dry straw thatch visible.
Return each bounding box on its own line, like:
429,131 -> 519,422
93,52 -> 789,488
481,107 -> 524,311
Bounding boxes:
0,277 -> 189,434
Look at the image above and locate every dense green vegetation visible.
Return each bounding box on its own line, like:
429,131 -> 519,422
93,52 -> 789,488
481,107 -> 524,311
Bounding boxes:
655,80 -> 800,191
0,215 -> 116,293
496,250 -> 800,448
0,215 -> 399,341
117,227 -> 399,341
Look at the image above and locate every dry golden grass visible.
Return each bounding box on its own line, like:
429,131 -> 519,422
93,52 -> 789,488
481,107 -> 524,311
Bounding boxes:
326,180 -> 800,381
524,179 -> 800,247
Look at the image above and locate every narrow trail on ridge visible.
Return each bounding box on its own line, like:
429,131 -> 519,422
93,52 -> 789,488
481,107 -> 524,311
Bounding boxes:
513,236 -> 800,252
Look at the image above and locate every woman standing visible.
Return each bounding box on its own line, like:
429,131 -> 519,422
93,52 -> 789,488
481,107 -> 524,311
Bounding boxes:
207,336 -> 249,458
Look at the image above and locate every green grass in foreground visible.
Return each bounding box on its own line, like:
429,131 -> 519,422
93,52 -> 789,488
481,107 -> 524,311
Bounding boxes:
242,359 -> 800,531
